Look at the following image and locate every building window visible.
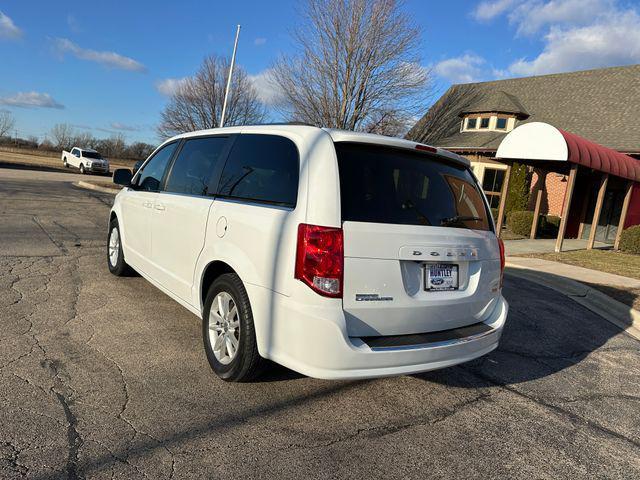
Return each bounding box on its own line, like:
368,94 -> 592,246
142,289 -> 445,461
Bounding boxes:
479,117 -> 490,129
466,117 -> 477,130
482,168 -> 505,208
496,118 -> 507,130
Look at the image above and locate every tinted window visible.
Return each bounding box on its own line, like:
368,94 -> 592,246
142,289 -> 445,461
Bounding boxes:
136,142 -> 178,192
482,168 -> 505,193
218,134 -> 299,207
83,151 -> 102,159
165,137 -> 228,196
336,143 -> 491,231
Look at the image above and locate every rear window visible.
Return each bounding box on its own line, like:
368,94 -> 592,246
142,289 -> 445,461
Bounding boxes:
83,151 -> 102,159
335,143 -> 491,231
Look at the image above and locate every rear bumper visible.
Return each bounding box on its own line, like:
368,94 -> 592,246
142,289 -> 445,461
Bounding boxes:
253,285 -> 508,380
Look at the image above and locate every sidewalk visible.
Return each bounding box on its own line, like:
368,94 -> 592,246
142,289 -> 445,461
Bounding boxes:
505,256 -> 640,289
505,256 -> 640,341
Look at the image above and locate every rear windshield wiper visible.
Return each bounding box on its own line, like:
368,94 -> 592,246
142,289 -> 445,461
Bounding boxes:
440,215 -> 482,227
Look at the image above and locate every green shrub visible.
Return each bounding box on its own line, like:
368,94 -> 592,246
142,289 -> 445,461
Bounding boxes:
545,215 -> 561,229
619,226 -> 640,254
539,215 -> 561,237
505,163 -> 531,216
507,210 -> 534,236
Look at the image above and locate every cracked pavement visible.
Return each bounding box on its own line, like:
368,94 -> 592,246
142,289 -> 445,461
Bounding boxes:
1,166 -> 639,479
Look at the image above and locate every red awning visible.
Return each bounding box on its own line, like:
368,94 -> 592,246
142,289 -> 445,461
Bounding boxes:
496,122 -> 640,182
560,129 -> 640,182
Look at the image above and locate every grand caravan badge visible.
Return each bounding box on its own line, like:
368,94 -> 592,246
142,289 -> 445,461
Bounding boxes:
355,294 -> 393,302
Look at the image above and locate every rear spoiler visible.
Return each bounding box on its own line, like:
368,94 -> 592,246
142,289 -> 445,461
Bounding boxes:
324,129 -> 470,168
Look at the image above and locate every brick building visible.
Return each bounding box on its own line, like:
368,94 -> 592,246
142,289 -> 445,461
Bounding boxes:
408,64 -> 640,248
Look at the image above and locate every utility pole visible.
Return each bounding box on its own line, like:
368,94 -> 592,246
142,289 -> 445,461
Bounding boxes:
219,24 -> 241,128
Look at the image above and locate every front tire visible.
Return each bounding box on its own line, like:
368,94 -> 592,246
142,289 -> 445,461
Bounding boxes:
107,219 -> 132,276
79,164 -> 85,174
203,274 -> 264,382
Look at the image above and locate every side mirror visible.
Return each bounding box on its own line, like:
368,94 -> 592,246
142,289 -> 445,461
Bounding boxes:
113,168 -> 133,187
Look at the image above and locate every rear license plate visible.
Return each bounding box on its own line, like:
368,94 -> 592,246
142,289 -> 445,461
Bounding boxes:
425,263 -> 459,291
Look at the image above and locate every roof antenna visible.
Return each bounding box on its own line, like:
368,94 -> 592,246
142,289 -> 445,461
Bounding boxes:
220,24 -> 241,128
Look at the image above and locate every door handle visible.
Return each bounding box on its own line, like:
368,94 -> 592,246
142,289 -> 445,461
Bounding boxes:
154,204 -> 165,211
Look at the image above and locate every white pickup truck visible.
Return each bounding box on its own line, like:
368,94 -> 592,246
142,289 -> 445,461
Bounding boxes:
62,147 -> 110,174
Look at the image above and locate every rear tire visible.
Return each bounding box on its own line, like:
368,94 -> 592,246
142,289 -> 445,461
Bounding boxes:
63,157 -> 68,168
202,273 -> 264,382
107,218 -> 133,276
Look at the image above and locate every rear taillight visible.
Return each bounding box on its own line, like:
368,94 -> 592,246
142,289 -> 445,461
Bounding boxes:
295,223 -> 343,298
498,237 -> 505,287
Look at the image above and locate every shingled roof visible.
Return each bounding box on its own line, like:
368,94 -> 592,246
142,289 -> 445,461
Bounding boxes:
459,90 -> 529,119
409,64 -> 640,153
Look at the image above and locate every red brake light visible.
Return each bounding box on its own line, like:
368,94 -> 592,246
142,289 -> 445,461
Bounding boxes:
295,223 -> 343,298
498,237 -> 505,287
415,144 -> 437,153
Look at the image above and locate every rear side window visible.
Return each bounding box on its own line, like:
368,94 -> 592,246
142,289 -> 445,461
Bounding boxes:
218,134 -> 299,207
83,151 -> 101,159
336,143 -> 491,231
136,142 -> 178,192
165,137 -> 228,196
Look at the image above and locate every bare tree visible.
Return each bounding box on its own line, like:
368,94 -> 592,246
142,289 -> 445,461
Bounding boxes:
96,134 -> 127,158
72,131 -> 95,149
271,0 -> 430,133
0,111 -> 15,138
405,84 -> 481,145
49,123 -> 76,150
157,55 -> 266,138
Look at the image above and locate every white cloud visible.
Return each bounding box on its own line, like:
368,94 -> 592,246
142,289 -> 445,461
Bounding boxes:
254,37 -> 267,46
155,77 -> 189,96
473,0 -> 516,21
0,91 -> 64,109
0,11 -> 22,39
67,14 -> 81,33
248,69 -> 283,105
508,8 -> 640,76
110,122 -> 141,131
53,38 -> 146,72
509,0 -> 615,36
433,54 -> 486,84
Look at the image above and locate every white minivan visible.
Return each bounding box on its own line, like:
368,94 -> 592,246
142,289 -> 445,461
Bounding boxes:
108,125 -> 508,381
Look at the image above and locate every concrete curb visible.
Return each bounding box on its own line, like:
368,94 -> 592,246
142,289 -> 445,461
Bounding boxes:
505,262 -> 640,341
74,181 -> 121,195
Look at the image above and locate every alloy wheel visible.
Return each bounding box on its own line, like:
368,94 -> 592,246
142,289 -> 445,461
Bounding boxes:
108,227 -> 120,267
208,291 -> 240,365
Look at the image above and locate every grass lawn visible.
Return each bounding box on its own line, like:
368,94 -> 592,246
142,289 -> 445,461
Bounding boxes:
518,249 -> 640,280
517,249 -> 640,309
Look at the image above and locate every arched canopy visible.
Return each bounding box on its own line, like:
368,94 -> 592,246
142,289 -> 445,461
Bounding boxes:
496,122 -> 640,182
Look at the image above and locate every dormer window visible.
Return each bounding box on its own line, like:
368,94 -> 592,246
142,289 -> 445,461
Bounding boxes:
459,91 -> 529,134
461,114 -> 517,132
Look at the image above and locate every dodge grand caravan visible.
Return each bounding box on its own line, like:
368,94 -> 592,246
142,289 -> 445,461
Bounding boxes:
108,125 -> 508,381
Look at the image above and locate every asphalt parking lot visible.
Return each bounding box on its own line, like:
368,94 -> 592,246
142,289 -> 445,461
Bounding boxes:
1,165 -> 639,479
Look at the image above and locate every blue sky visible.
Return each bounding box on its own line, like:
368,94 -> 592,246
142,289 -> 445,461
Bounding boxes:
1,0 -> 639,144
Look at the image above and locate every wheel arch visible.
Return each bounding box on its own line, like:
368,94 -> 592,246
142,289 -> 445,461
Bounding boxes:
199,260 -> 237,312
